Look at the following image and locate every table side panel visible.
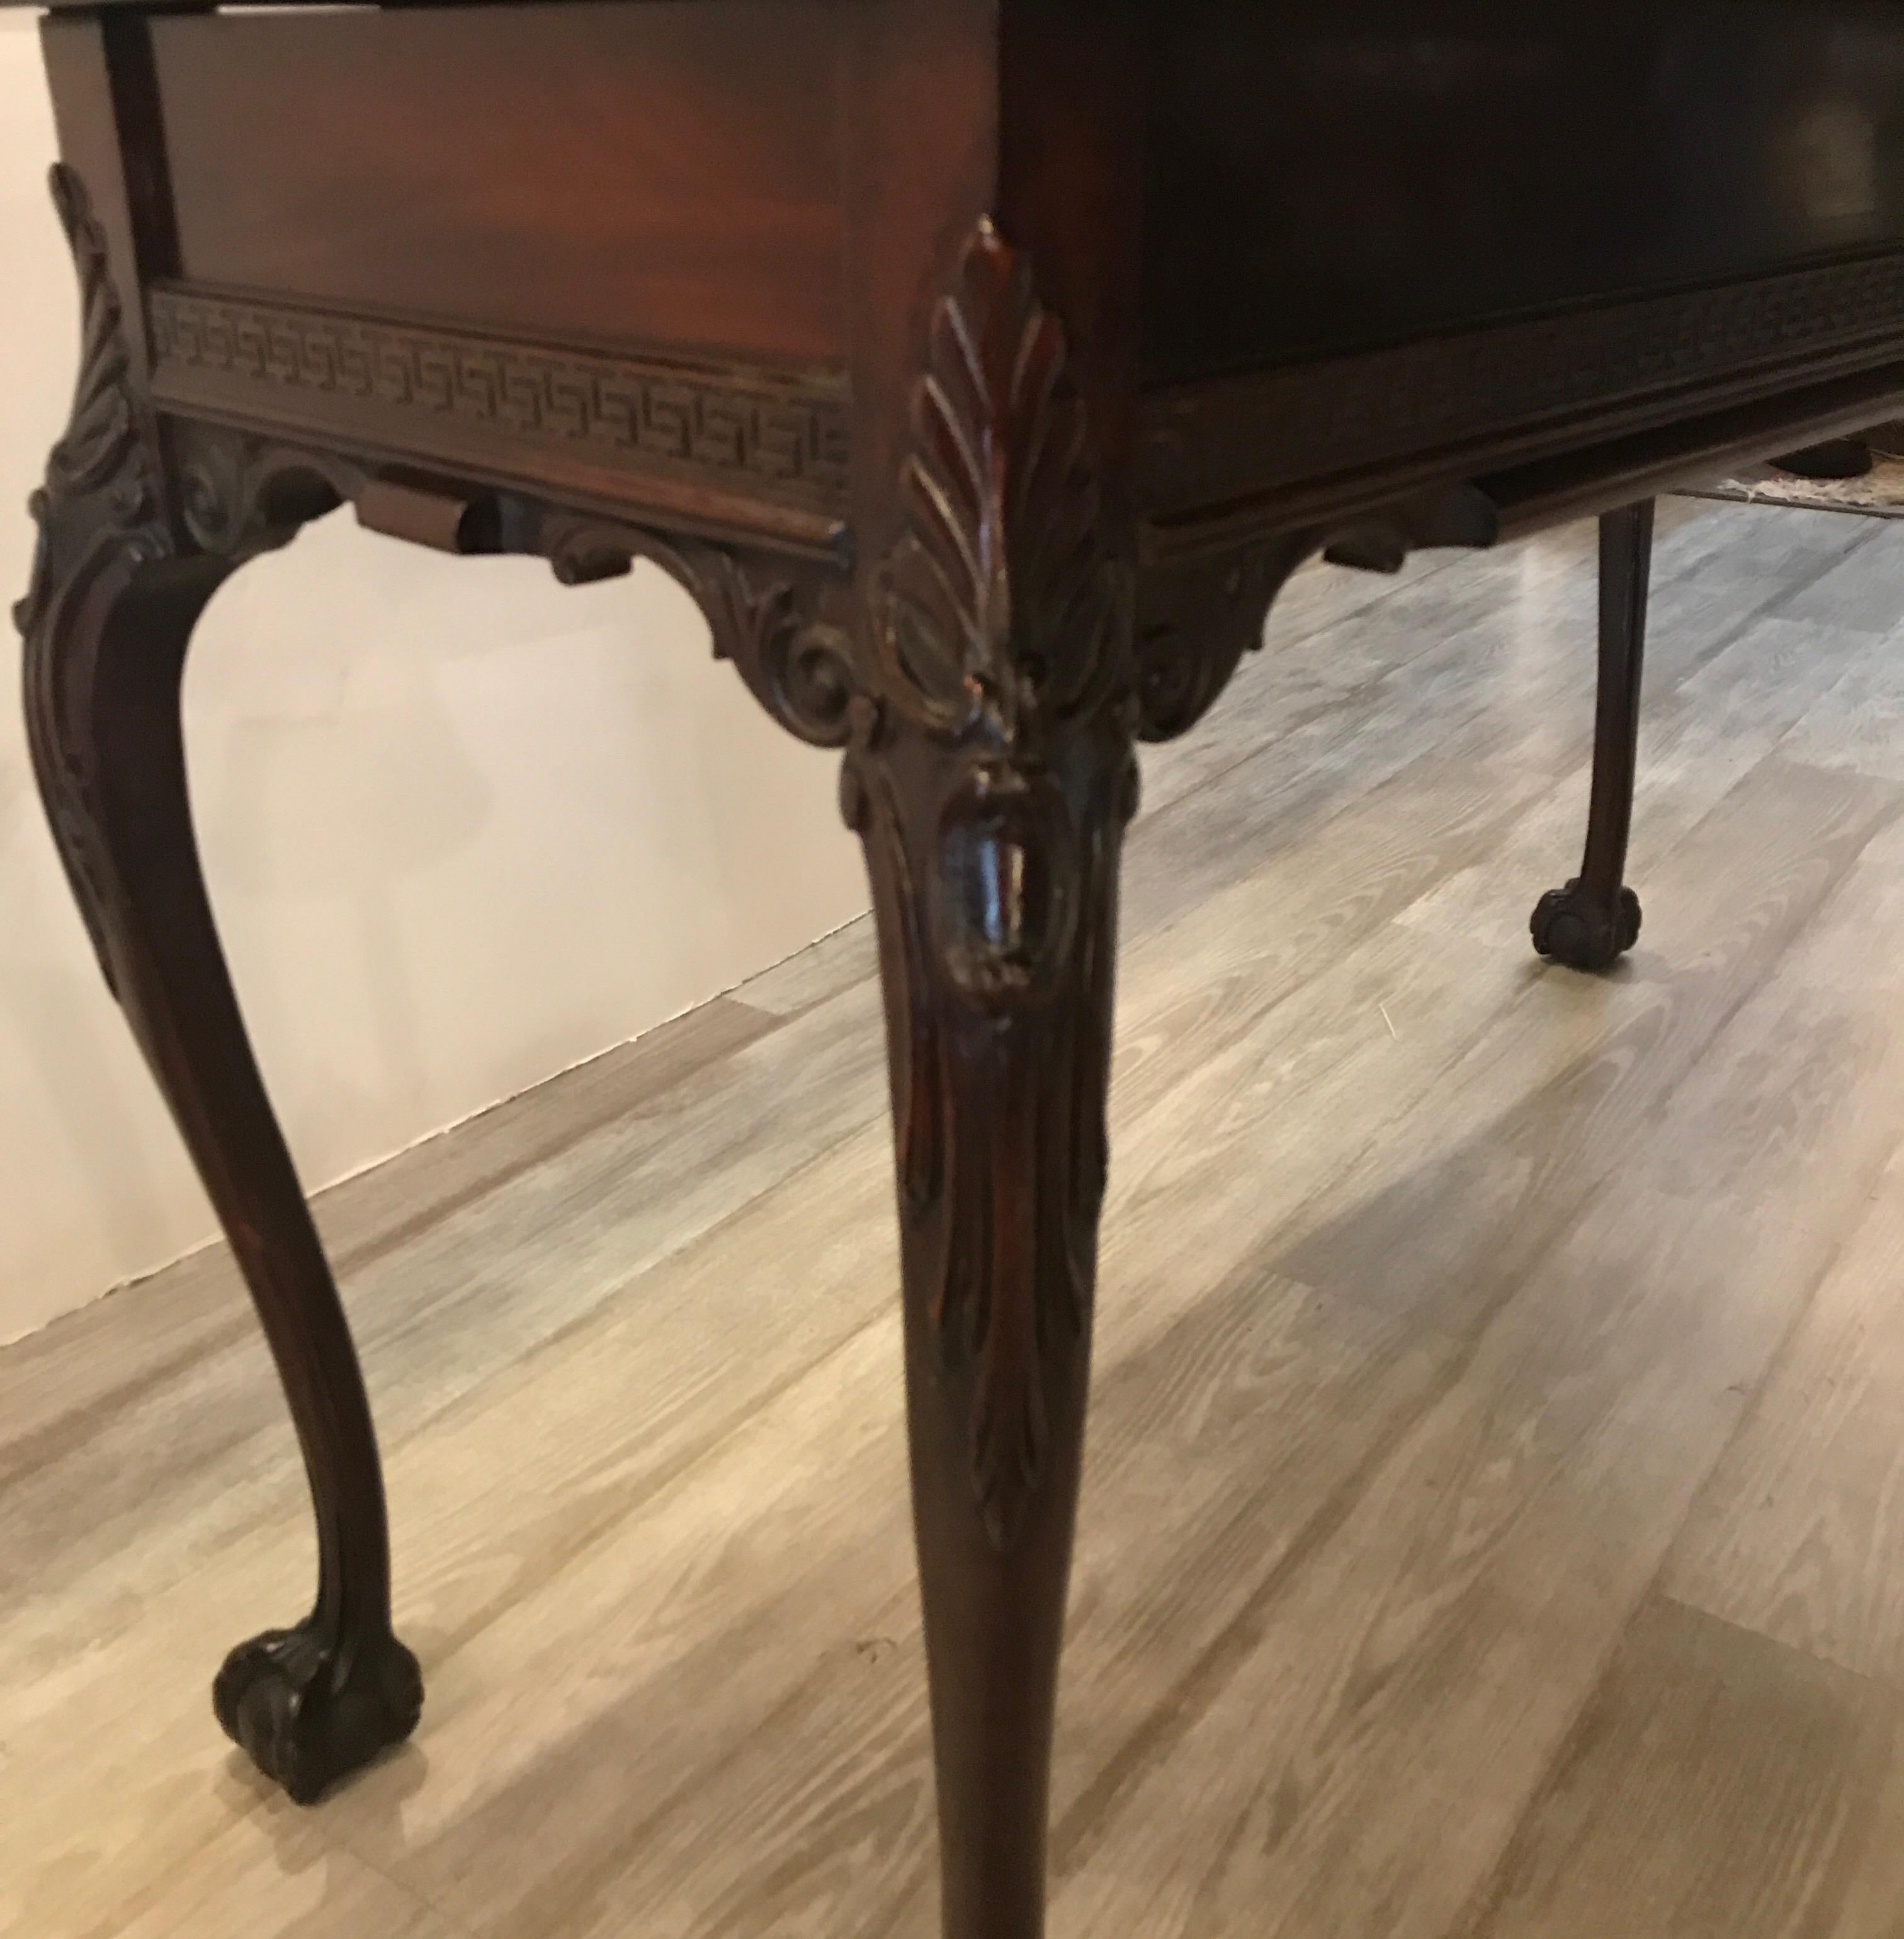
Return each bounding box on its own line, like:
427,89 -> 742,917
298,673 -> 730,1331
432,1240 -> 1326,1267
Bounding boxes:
1143,0 -> 1904,383
147,1 -> 849,366
1136,247 -> 1904,540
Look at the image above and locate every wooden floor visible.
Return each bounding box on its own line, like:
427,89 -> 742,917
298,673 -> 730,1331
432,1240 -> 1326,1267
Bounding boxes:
9,499 -> 1904,1938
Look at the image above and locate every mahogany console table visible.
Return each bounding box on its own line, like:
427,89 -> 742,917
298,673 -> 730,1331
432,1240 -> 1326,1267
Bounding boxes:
18,4 -> 1904,1933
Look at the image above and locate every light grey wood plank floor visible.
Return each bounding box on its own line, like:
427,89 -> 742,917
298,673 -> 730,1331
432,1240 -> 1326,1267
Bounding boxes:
8,500 -> 1904,1938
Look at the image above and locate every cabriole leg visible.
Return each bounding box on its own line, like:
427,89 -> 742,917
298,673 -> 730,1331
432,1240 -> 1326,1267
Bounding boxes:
842,222 -> 1136,1939
1531,497 -> 1653,971
16,166 -> 419,1804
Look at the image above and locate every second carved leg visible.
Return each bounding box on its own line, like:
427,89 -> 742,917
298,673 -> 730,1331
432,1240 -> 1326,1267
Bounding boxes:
18,167 -> 419,1804
23,553 -> 421,1803
1531,497 -> 1653,971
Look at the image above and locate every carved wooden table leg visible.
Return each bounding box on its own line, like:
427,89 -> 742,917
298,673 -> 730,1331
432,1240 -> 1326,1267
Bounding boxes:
834,225 -> 1137,1939
16,167 -> 419,1804
846,719 -> 1130,1937
1531,497 -> 1653,971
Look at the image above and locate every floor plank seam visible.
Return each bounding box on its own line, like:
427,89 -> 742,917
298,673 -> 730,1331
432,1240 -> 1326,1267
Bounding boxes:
1046,1226 -> 1555,1882
1438,1238 -> 1853,1939
330,1017 -> 834,1288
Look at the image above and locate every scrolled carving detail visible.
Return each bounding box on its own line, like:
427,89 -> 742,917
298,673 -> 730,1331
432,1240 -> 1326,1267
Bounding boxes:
687,546 -> 858,749
1134,485 -> 1499,742
538,511 -> 858,747
1135,535 -> 1313,742
169,426 -> 349,559
15,166 -> 171,990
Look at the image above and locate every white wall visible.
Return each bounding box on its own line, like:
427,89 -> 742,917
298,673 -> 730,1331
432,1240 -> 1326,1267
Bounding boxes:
0,19 -> 868,1341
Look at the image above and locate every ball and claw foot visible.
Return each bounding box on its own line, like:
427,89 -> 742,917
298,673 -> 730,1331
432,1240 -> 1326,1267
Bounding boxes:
213,1618 -> 423,1804
1530,878 -> 1641,971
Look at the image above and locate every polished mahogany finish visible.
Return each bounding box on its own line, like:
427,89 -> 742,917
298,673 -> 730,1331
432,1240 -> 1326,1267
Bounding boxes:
1143,0 -> 1904,381
17,2 -> 1904,1933
149,4 -> 853,364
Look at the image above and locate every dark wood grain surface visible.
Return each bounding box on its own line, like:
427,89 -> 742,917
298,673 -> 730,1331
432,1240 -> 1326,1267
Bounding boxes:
149,3 -> 851,363
1143,0 -> 1904,381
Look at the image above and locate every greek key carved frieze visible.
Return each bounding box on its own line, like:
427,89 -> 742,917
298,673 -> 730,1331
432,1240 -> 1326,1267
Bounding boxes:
148,287 -> 852,509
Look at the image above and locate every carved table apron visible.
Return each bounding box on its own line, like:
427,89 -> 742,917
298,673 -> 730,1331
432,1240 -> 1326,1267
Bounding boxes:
16,2 -> 1904,1932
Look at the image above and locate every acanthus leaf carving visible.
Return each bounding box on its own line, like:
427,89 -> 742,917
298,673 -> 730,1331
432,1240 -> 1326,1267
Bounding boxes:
873,218 -> 1129,753
14,166 -> 164,644
854,220 -> 1137,1549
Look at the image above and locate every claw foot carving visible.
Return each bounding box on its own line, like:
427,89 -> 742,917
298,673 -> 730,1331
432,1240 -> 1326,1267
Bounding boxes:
1530,878 -> 1641,971
213,1620 -> 422,1804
